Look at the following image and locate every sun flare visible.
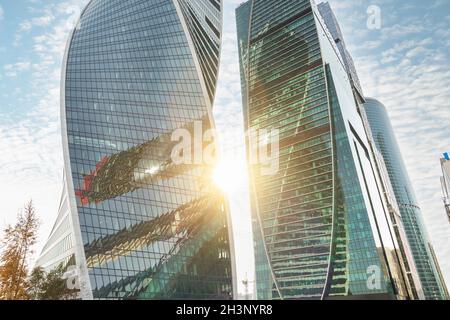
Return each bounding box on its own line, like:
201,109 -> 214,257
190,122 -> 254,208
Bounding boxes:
213,156 -> 249,195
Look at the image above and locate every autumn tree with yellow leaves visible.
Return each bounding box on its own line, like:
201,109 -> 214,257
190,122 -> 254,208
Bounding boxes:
0,201 -> 39,300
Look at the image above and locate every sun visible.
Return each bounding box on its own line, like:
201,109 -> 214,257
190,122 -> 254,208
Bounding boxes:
212,156 -> 248,195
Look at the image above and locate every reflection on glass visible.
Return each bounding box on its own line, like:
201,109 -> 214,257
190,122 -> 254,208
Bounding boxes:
35,0 -> 234,300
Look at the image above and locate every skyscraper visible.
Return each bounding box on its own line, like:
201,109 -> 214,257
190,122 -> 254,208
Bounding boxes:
237,0 -> 410,300
317,2 -> 363,100
370,147 -> 424,299
363,97 -> 448,300
440,153 -> 450,223
318,2 -> 423,299
36,0 -> 236,300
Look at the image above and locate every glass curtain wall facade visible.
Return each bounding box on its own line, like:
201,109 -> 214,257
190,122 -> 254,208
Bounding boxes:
363,97 -> 448,300
36,173 -> 77,275
37,0 -> 236,300
317,2 -> 363,100
440,154 -> 450,223
318,2 -> 423,300
237,0 -> 409,300
371,147 -> 424,299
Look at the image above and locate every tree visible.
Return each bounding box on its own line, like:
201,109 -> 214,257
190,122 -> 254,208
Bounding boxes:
28,264 -> 77,300
0,201 -> 39,300
27,267 -> 46,300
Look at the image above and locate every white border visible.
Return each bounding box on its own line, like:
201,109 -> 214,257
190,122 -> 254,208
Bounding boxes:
60,0 -> 94,300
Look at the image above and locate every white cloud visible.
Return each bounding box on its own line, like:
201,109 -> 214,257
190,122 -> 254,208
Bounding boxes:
0,0 -> 89,261
13,6 -> 64,46
381,22 -> 425,37
19,20 -> 32,31
431,0 -> 447,8
3,61 -> 32,77
31,14 -> 55,27
19,10 -> 55,30
0,5 -> 4,21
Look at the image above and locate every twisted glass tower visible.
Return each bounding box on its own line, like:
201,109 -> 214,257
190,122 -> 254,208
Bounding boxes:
317,2 -> 423,299
363,98 -> 448,300
237,0 -> 410,300
36,0 -> 236,300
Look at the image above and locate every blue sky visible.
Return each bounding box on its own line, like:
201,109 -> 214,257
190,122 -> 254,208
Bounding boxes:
0,0 -> 449,295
